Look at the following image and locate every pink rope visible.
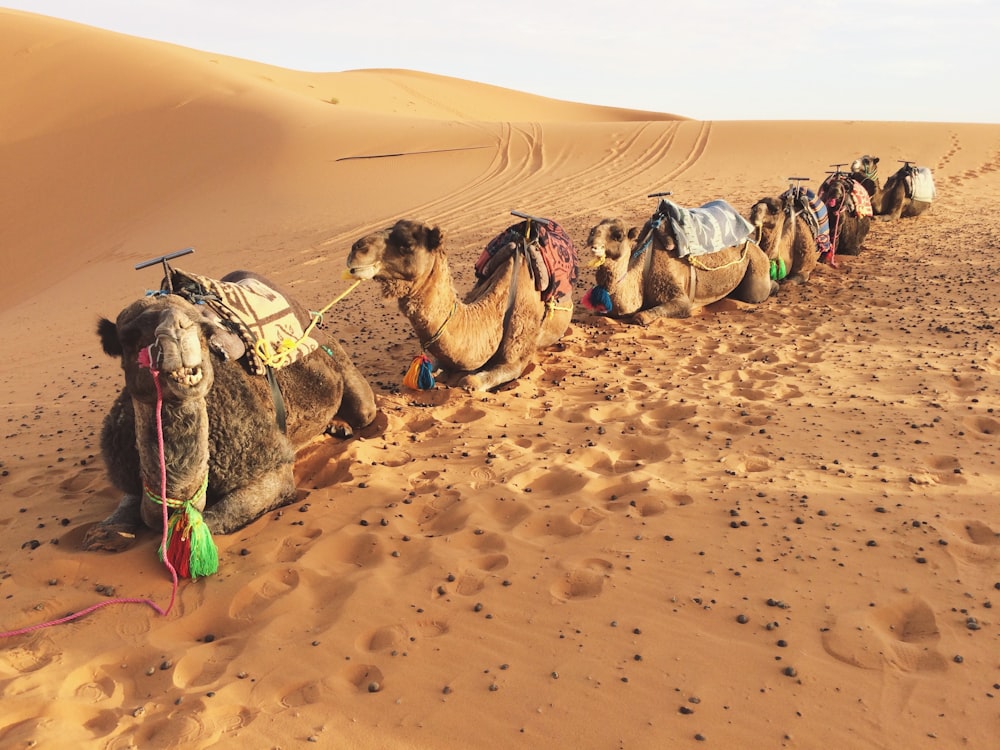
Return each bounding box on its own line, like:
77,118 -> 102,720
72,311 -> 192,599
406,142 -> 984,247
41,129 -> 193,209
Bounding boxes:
0,345 -> 180,639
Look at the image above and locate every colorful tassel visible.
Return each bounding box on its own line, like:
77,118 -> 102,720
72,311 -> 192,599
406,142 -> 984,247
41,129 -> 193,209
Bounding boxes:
403,353 -> 436,390
582,286 -> 613,314
769,259 -> 788,281
159,503 -> 218,579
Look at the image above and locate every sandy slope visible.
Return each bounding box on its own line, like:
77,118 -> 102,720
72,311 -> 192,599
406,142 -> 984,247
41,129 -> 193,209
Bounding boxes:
1,10 -> 998,750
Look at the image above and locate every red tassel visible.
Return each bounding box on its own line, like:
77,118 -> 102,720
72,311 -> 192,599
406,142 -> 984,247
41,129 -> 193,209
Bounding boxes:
162,511 -> 192,579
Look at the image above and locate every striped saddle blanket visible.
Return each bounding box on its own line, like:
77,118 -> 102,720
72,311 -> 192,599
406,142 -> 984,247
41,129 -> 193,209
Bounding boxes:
166,269 -> 317,375
475,219 -> 578,305
657,199 -> 754,257
782,187 -> 831,256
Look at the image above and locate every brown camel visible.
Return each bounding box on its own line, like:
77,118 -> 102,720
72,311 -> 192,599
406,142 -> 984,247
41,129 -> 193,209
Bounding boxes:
582,199 -> 776,324
346,217 -> 576,392
817,173 -> 871,256
84,271 -> 377,561
850,155 -> 935,220
748,186 -> 828,285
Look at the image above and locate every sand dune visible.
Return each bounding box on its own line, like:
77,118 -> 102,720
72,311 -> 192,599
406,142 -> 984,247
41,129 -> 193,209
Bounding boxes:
1,10 -> 999,750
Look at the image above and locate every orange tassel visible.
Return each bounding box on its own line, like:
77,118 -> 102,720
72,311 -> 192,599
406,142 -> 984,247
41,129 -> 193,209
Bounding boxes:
403,353 -> 435,390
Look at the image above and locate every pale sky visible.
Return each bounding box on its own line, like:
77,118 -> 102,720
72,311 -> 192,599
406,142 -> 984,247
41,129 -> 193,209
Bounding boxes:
6,0 -> 998,122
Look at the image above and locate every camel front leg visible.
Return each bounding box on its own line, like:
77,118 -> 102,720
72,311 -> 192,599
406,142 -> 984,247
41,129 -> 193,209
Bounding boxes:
201,465 -> 298,535
82,493 -> 145,552
458,360 -> 528,392
631,297 -> 693,325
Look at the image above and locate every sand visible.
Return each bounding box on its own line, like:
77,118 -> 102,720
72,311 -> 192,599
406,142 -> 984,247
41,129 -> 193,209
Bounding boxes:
1,9 -> 998,749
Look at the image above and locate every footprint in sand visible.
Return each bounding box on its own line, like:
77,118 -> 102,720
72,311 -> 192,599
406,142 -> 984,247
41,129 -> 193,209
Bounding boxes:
274,527 -> 323,563
326,531 -> 384,567
942,519 -> 1000,564
551,558 -> 613,602
58,466 -> 104,493
357,619 -> 449,652
228,568 -> 301,621
172,641 -> 243,689
410,491 -> 468,534
822,597 -> 947,673
963,414 -> 999,439
342,663 -> 385,691
280,678 -> 336,708
453,553 -> 510,596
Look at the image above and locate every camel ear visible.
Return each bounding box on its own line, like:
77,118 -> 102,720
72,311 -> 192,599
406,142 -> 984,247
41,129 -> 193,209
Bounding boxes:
426,225 -> 444,252
98,317 -> 123,357
627,226 -> 640,241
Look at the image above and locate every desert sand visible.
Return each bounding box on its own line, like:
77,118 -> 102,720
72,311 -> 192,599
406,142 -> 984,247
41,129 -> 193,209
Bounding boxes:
1,9 -> 999,750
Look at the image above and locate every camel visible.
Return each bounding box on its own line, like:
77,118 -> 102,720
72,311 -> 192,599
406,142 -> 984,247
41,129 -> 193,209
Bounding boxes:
582,198 -> 776,324
748,184 -> 829,285
817,173 -> 872,257
346,217 -> 577,392
850,155 -> 935,220
83,270 -> 377,567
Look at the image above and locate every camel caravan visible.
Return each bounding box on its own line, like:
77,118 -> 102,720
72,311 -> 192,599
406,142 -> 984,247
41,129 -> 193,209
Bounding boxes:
85,154 -> 933,573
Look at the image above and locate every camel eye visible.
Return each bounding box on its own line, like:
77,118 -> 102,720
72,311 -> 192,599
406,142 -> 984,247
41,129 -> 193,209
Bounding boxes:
610,228 -> 623,242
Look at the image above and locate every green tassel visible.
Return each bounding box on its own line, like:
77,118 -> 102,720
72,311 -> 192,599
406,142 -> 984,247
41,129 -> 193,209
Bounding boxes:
185,504 -> 219,578
160,503 -> 218,579
778,258 -> 788,279
769,259 -> 777,280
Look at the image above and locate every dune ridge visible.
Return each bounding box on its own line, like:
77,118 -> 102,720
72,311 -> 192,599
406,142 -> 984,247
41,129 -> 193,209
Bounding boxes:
1,11 -> 998,750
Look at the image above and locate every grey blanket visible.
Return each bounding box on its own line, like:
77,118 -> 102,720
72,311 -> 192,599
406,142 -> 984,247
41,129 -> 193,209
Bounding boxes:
908,167 -> 936,203
659,199 -> 754,257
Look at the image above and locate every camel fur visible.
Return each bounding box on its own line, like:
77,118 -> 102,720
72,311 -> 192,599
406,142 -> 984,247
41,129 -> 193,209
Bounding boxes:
346,219 -> 574,392
84,271 -> 377,552
583,216 -> 776,325
748,195 -> 819,285
851,155 -> 934,220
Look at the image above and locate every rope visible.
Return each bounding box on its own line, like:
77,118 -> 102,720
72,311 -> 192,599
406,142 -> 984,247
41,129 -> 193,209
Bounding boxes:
0,345 -> 179,640
423,301 -> 458,350
686,240 -> 751,271
255,280 -> 361,369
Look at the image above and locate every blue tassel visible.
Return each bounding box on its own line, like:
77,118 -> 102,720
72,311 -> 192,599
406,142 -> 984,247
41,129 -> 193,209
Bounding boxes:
403,353 -> 436,390
583,286 -> 613,314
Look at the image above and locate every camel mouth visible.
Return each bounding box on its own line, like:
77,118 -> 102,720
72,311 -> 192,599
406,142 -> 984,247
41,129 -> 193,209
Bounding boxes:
346,262 -> 380,281
165,365 -> 204,387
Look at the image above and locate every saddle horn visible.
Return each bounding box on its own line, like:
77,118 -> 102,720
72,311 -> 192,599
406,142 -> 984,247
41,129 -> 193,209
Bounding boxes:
134,247 -> 195,294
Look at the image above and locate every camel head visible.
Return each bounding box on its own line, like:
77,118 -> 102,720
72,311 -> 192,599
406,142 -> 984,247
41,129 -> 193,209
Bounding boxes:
850,155 -> 879,179
749,197 -> 783,230
585,218 -> 638,264
347,219 -> 445,298
821,176 -> 853,212
99,294 -> 215,404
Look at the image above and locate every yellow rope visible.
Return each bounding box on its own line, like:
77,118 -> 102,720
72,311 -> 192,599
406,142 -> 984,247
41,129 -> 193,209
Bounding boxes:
686,240 -> 751,271
254,280 -> 361,368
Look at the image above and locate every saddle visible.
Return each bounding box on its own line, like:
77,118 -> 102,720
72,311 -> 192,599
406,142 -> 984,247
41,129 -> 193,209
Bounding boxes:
657,199 -> 754,257
164,268 -> 318,376
781,187 -> 831,256
900,165 -> 936,202
474,219 -> 578,305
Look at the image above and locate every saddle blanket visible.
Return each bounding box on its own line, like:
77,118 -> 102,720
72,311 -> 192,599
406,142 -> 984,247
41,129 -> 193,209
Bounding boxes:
906,167 -> 936,202
850,181 -> 873,218
659,199 -> 753,257
167,268 -> 317,375
782,187 -> 831,256
475,219 -> 578,304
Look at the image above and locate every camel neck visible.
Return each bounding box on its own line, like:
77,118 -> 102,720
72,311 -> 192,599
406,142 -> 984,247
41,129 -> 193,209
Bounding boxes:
400,253 -> 461,349
132,396 -> 210,507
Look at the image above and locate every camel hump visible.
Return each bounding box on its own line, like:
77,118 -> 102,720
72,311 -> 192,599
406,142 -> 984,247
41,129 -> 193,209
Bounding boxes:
475,220 -> 579,303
